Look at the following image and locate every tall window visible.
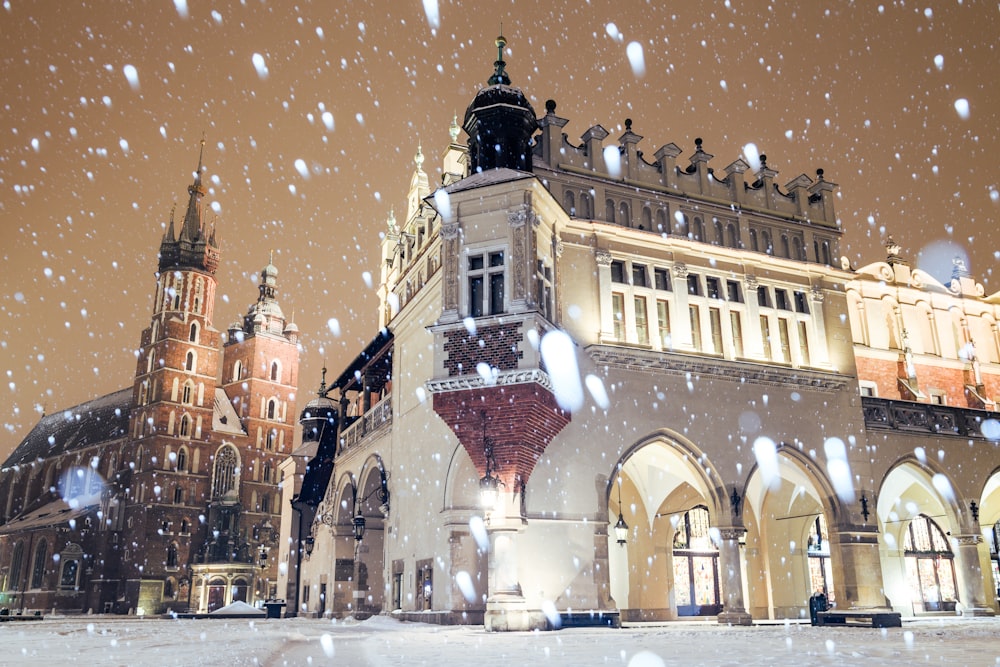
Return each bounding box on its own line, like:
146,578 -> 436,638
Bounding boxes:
904,515 -> 958,613
181,382 -> 193,405
612,293 -> 625,340
267,399 -> 277,420
270,361 -> 280,382
185,351 -> 195,372
731,312 -> 744,358
798,321 -> 811,365
760,316 -> 773,361
689,306 -> 703,350
468,250 -> 505,317
778,318 -> 791,362
9,540 -> 24,591
30,539 -> 47,589
672,507 -> 721,616
179,415 -> 191,438
263,462 -> 273,484
709,307 -> 723,354
177,447 -> 187,472
634,297 -> 650,345
189,322 -> 199,342
166,543 -> 179,569
212,446 -> 239,498
807,515 -> 835,603
657,300 -> 671,349
265,429 -> 276,451
536,259 -> 554,319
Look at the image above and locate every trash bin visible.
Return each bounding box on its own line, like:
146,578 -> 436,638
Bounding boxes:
809,592 -> 828,626
263,600 -> 286,619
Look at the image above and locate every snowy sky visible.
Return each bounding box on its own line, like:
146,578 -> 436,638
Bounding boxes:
2,1 -> 998,459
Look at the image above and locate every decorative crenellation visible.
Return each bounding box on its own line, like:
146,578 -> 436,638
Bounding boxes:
532,104 -> 839,229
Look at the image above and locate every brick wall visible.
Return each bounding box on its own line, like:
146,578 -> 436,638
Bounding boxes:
443,323 -> 523,376
433,383 -> 570,486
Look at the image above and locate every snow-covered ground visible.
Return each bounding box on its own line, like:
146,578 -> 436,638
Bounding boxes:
3,615 -> 999,666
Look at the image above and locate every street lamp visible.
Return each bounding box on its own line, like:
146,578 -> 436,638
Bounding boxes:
614,475 -> 629,546
353,514 -> 366,541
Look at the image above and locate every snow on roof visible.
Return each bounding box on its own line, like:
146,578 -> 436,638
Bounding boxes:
0,497 -> 99,534
213,388 -> 247,435
439,167 -> 535,194
2,388 -> 131,469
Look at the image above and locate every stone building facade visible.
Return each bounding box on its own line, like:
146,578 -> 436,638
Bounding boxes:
283,37 -> 998,629
0,148 -> 300,615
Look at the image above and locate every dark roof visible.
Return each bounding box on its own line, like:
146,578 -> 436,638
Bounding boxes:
439,168 -> 535,195
331,329 -> 394,390
2,388 -> 131,468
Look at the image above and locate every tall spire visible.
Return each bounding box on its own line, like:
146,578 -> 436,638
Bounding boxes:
487,30 -> 510,86
158,137 -> 220,274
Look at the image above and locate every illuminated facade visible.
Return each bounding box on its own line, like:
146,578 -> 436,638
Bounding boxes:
284,38 -> 999,629
0,149 -> 300,615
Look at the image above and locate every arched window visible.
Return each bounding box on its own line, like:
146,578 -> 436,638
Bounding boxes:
232,360 -> 243,382
212,446 -> 239,498
179,415 -> 191,438
177,447 -> 187,472
265,429 -> 276,451
675,213 -> 688,237
641,206 -> 652,230
904,514 -> 958,612
163,577 -> 176,599
181,382 -> 193,405
270,360 -> 280,382
605,199 -> 616,223
656,208 -> 668,234
180,518 -> 190,534
780,235 -> 790,258
580,193 -> 593,218
691,217 -> 704,241
726,223 -> 739,248
266,399 -> 277,420
671,506 -> 721,616
619,201 -> 631,227
563,190 -> 576,216
134,446 -> 145,472
30,539 -> 48,589
821,241 -> 832,265
262,462 -> 272,484
713,219 -> 724,245
173,486 -> 184,504
749,229 -> 759,252
166,543 -> 179,569
189,322 -> 199,343
231,578 -> 248,604
261,494 -> 271,514
792,237 -> 805,261
9,540 -> 24,591
185,351 -> 195,372
762,230 -> 773,255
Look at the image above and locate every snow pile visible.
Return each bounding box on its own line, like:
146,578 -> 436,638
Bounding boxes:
208,601 -> 265,616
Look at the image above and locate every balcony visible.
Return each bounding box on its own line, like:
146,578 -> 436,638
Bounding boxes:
861,396 -> 997,439
339,395 -> 392,452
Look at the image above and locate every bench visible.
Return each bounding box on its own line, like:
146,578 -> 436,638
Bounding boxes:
816,610 -> 902,628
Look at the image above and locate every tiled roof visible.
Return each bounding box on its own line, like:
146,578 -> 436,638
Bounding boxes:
2,388 -> 131,468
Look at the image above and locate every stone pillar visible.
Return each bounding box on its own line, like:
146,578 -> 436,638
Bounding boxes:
716,527 -> 752,625
596,250 -> 614,342
953,534 -> 995,616
833,527 -> 890,609
484,496 -> 548,631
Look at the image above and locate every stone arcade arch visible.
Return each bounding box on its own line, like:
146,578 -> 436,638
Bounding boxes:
743,446 -> 843,620
607,435 -> 731,622
879,461 -> 994,617
353,457 -> 390,617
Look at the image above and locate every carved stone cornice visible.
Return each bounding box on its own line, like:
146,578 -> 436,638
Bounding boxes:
585,344 -> 851,392
440,222 -> 460,240
744,274 -> 759,290
595,249 -> 613,267
426,368 -> 553,394
672,262 -> 689,279
718,527 -> 747,540
508,206 -> 534,229
810,284 -> 825,303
